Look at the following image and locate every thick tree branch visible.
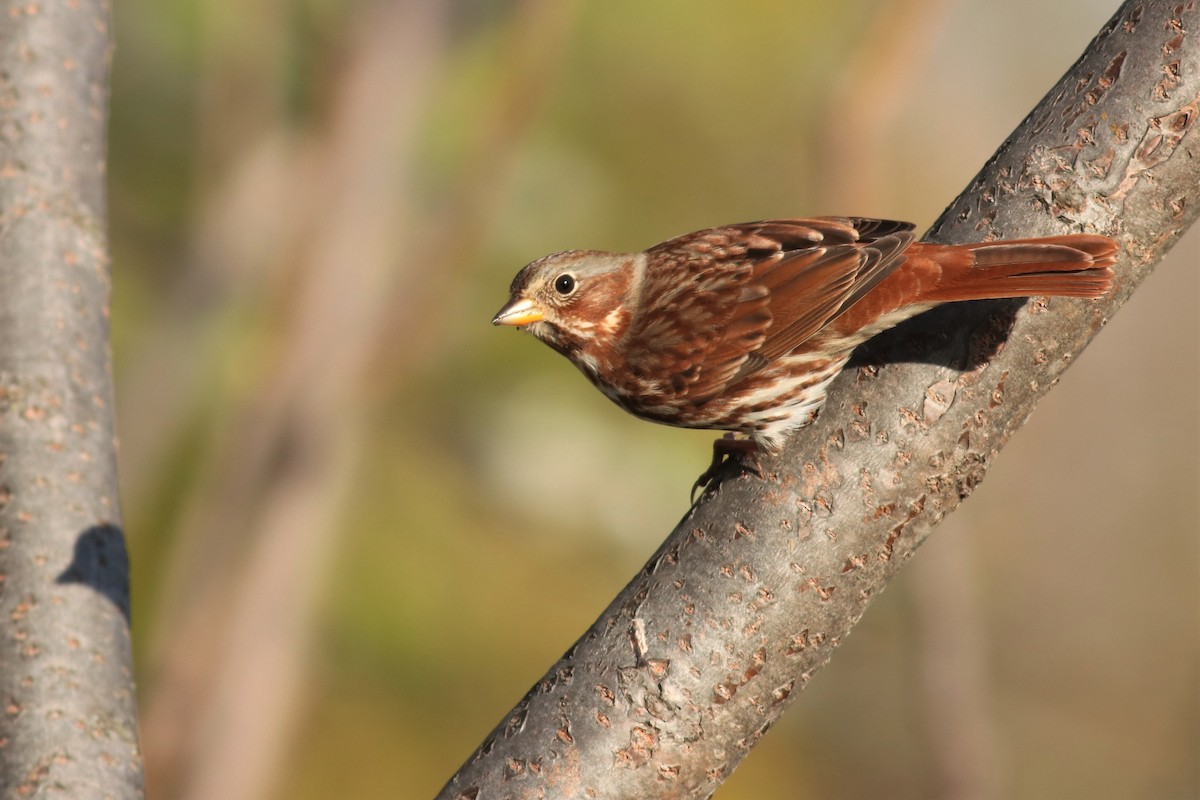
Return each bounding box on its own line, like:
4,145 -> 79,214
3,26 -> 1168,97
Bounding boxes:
0,2 -> 143,797
440,1 -> 1199,797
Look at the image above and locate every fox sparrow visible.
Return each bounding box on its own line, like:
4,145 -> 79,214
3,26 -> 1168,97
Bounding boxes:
493,217 -> 1116,485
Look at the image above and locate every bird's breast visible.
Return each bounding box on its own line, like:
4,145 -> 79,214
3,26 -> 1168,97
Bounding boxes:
567,350 -> 682,420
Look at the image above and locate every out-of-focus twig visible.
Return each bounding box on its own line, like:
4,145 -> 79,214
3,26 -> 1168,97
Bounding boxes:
117,0 -> 300,514
911,533 -> 1005,800
820,0 -> 955,211
364,0 -> 586,399
140,4 -> 449,799
139,3 -> 586,800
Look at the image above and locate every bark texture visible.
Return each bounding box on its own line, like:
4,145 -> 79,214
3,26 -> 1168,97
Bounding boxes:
0,1 -> 143,797
441,1 -> 1199,797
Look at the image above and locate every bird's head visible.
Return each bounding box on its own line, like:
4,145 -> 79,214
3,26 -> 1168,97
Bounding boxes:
492,250 -> 641,363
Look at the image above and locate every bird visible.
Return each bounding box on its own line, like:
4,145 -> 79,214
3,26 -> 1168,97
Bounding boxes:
493,217 -> 1116,488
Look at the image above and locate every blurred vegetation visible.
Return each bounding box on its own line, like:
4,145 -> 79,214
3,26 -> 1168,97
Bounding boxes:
108,1 -> 1198,798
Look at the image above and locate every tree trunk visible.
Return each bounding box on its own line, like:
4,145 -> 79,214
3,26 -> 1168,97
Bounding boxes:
0,2 -> 143,797
439,1 -> 1199,797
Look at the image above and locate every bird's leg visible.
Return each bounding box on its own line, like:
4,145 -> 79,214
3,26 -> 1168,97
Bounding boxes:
691,434 -> 763,501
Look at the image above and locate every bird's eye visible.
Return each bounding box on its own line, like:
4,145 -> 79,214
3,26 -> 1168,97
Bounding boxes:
554,273 -> 576,295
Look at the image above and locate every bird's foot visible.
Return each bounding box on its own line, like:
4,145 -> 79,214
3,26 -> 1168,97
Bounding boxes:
691,434 -> 763,501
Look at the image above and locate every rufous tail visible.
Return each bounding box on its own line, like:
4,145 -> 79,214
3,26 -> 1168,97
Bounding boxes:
921,235 -> 1117,302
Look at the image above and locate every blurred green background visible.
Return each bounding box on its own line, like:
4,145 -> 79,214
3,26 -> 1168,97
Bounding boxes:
110,1 -> 1198,798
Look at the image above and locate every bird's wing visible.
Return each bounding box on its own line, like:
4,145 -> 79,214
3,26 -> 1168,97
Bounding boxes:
622,217 -> 915,403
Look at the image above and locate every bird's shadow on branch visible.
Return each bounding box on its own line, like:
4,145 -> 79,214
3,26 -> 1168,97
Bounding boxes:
56,524 -> 133,626
847,298 -> 1024,371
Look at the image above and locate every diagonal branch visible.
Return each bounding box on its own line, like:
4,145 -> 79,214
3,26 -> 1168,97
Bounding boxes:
440,1 -> 1200,797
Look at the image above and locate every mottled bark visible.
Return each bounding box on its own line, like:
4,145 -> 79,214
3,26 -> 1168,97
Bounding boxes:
0,2 -> 143,797
440,1 -> 1199,798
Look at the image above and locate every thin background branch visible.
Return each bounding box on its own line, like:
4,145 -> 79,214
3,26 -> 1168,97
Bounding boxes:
0,1 -> 143,797
136,3 -> 584,799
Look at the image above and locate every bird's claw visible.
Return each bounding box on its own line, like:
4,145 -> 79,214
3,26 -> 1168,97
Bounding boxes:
690,435 -> 763,502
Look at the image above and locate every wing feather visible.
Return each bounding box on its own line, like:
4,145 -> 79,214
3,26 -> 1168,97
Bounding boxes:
620,217 -> 915,404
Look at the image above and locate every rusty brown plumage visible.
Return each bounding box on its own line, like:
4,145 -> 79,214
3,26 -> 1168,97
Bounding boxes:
493,216 -> 1116,458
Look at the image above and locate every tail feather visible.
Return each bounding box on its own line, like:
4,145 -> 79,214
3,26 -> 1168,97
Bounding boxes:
925,234 -> 1117,302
